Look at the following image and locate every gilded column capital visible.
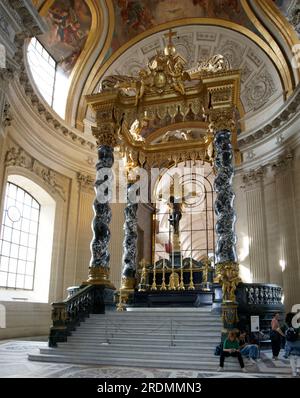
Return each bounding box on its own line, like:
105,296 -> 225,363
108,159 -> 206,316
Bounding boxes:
92,126 -> 119,147
92,103 -> 121,147
209,108 -> 235,132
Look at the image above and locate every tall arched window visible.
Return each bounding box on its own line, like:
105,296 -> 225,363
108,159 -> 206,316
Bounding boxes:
0,182 -> 40,290
27,37 -> 69,119
0,175 -> 56,303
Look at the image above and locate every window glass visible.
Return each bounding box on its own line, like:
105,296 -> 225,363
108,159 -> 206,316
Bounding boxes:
0,182 -> 40,290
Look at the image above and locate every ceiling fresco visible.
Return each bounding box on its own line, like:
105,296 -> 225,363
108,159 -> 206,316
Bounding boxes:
38,0 -> 92,75
108,0 -> 257,57
30,1 -> 298,128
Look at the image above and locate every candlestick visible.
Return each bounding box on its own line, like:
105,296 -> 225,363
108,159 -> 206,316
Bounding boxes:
188,257 -> 195,290
151,262 -> 157,291
160,259 -> 167,291
179,255 -> 185,290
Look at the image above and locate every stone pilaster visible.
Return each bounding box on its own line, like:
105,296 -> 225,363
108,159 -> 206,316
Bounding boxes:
263,174 -> 283,286
273,154 -> 300,310
75,173 -> 94,285
242,168 -> 269,283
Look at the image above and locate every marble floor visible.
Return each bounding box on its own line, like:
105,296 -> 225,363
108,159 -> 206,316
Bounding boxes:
0,338 -> 298,378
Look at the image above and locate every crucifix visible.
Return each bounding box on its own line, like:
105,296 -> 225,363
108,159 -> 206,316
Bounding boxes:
164,29 -> 177,47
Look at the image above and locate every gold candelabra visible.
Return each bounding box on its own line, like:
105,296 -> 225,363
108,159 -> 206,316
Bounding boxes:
151,262 -> 157,290
116,291 -> 126,312
138,259 -> 148,292
188,258 -> 195,290
179,256 -> 185,290
160,260 -> 167,291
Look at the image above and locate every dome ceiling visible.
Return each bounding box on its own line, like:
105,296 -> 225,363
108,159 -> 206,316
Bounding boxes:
30,0 -> 299,136
94,25 -> 283,127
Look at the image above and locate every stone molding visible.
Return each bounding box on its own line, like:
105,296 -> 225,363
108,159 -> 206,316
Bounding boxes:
77,172 -> 94,193
238,85 -> 300,149
241,152 -> 294,187
5,144 -> 68,201
242,166 -> 266,188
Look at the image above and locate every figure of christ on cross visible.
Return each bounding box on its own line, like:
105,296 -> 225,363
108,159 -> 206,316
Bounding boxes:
168,195 -> 182,236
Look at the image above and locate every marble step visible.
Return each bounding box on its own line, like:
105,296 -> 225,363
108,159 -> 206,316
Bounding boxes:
28,353 -> 243,372
29,308 -> 224,370
39,347 -> 217,360
77,326 -> 222,333
66,338 -> 220,352
71,331 -> 221,339
68,333 -> 220,346
80,320 -> 222,326
126,307 -> 213,312
57,342 -> 217,351
96,313 -> 218,318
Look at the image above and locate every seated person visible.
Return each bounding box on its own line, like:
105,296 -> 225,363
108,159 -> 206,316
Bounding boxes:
218,331 -> 246,372
238,330 -> 259,364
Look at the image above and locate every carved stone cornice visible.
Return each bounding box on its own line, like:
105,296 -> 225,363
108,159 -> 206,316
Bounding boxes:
77,172 -> 94,192
270,152 -> 294,175
5,144 -> 67,201
17,71 -> 97,151
2,101 -> 12,127
239,85 -> 300,149
241,152 -> 294,185
1,0 -> 46,75
241,166 -> 266,188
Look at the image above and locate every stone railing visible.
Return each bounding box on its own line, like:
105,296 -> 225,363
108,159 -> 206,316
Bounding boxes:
48,285 -> 115,347
237,283 -> 283,306
236,283 -> 284,341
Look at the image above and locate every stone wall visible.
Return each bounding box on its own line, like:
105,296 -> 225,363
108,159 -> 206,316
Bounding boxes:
235,149 -> 300,311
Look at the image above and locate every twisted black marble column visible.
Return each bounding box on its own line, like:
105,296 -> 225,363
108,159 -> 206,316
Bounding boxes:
214,129 -> 239,331
88,145 -> 114,287
214,130 -> 237,264
121,182 -> 138,289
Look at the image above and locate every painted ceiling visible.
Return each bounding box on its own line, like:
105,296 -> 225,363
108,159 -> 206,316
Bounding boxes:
108,0 -> 258,57
31,0 -> 300,132
38,0 -> 92,75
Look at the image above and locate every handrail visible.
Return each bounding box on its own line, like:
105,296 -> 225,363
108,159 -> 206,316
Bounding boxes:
49,284 -> 105,347
100,315 -> 216,347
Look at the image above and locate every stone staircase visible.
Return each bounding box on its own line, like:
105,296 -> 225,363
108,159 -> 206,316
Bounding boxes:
28,308 -> 242,371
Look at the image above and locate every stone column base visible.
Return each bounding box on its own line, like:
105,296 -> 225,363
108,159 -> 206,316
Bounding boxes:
89,285 -> 116,313
221,301 -> 239,339
116,276 -> 136,311
82,267 -> 115,289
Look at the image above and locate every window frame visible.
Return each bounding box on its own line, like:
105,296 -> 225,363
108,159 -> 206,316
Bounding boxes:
27,37 -> 58,109
0,182 -> 41,291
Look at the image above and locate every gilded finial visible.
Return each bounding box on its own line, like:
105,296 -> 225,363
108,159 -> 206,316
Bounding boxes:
164,29 -> 177,56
